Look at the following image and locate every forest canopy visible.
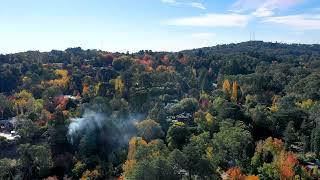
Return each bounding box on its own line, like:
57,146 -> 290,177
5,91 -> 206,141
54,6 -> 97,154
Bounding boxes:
0,41 -> 320,179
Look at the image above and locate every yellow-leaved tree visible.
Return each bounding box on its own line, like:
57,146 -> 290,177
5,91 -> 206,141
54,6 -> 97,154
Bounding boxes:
222,79 -> 231,94
122,137 -> 147,178
296,99 -> 315,110
81,167 -> 101,180
231,81 -> 238,102
115,76 -> 125,95
269,95 -> 280,113
205,112 -> 214,127
47,69 -> 70,89
14,90 -> 34,115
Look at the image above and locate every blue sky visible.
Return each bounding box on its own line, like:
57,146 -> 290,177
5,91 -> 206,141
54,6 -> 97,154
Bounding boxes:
0,0 -> 320,53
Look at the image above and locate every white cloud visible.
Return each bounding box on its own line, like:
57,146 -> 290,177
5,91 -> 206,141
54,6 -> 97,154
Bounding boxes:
191,32 -> 216,39
166,13 -> 250,27
188,2 -> 206,10
252,7 -> 274,17
262,0 -> 304,9
263,14 -> 320,30
232,0 -> 263,12
232,0 -> 304,17
161,0 -> 206,10
161,0 -> 176,4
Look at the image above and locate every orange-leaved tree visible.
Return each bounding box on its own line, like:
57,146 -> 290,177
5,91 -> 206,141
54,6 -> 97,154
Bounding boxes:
222,79 -> 231,94
276,151 -> 298,179
226,167 -> 244,180
231,81 -> 238,102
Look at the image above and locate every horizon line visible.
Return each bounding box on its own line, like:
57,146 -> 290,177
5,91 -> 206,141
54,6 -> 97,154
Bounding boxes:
1,40 -> 320,55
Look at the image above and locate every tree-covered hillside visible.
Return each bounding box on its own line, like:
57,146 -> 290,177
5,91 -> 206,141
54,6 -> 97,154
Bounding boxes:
0,41 -> 320,179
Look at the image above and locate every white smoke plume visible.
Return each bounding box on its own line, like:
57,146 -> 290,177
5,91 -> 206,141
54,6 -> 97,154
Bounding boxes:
68,110 -> 143,146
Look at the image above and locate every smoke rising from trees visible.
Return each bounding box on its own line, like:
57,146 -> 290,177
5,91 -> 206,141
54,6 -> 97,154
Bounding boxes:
68,110 -> 143,148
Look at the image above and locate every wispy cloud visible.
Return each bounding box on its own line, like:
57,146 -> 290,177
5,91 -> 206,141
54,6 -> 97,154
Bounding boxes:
161,0 -> 206,10
191,32 -> 216,39
161,0 -> 176,3
263,14 -> 320,30
232,0 -> 304,17
166,13 -> 250,27
231,0 -> 263,12
188,2 -> 206,10
262,0 -> 304,9
252,7 -> 274,17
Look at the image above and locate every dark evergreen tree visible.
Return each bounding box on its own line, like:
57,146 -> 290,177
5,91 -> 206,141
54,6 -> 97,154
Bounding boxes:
283,121 -> 297,151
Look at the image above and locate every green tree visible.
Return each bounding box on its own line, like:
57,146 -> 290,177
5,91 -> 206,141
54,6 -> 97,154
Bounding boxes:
112,56 -> 134,71
0,94 -> 14,118
212,121 -> 253,169
270,103 -> 307,136
182,132 -> 219,179
169,98 -> 198,115
249,105 -> 273,138
212,97 -> 244,120
126,139 -> 179,180
48,110 -> 69,155
311,126 -> 320,158
283,121 -> 297,151
136,119 -> 164,142
166,122 -> 190,150
0,158 -> 17,180
167,149 -> 187,176
71,161 -> 86,178
194,111 -> 218,134
16,119 -> 40,142
17,144 -> 52,179
129,156 -> 178,180
42,86 -> 62,110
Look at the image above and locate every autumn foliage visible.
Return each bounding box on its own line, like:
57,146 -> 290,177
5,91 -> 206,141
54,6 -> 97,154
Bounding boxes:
222,80 -> 231,94
251,137 -> 300,179
122,137 -> 147,177
245,175 -> 259,180
46,69 -> 70,89
223,80 -> 241,102
160,54 -> 170,65
276,151 -> 298,179
231,81 -> 238,102
269,95 -> 280,112
53,96 -> 68,110
137,54 -> 153,67
2,42 -> 320,180
225,167 -> 260,180
115,76 -> 125,95
226,167 -> 244,180
14,90 -> 34,115
82,83 -> 89,95
178,54 -> 188,64
80,168 -> 101,180
156,65 -> 175,73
